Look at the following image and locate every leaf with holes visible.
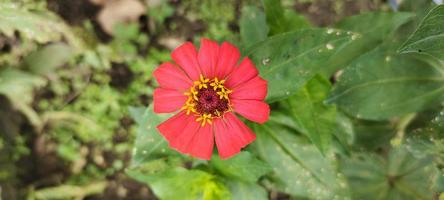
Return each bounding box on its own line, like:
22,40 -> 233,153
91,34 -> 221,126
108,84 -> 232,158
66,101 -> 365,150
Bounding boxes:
247,28 -> 362,102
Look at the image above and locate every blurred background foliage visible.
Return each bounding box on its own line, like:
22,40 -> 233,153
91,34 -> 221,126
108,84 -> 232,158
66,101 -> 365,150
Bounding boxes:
0,0 -> 443,200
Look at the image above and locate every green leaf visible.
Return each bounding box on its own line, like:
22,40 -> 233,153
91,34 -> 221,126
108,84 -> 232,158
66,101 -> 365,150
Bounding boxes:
399,0 -> 436,17
0,3 -> 83,49
0,69 -> 46,105
29,182 -> 107,200
252,121 -> 350,199
341,146 -> 437,200
405,108 -> 444,159
25,43 -> 74,75
225,180 -> 268,200
327,44 -> 444,120
261,0 -> 310,35
399,5 -> 444,60
247,28 -> 361,102
240,6 -> 269,48
127,168 -> 231,200
285,75 -> 335,154
211,151 -> 271,183
129,106 -> 176,167
335,12 -> 414,42
352,120 -> 396,150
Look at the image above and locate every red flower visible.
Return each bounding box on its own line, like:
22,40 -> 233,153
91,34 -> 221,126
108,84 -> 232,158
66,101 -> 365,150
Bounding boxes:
153,39 -> 270,160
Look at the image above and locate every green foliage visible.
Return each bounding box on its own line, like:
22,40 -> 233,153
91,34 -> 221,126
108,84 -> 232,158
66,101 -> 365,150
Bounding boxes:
341,146 -> 437,200
127,168 -> 231,200
210,152 -> 271,183
252,119 -> 350,199
240,6 -> 269,49
28,182 -> 107,200
246,28 -> 360,102
327,43 -> 444,120
399,5 -> 444,60
261,0 -> 310,35
129,106 -> 176,167
335,12 -> 414,42
0,2 -> 82,48
284,76 -> 335,154
225,180 -> 268,200
24,43 -> 74,75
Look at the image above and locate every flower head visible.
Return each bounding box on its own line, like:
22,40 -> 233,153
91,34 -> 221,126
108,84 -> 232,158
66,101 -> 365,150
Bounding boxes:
153,38 -> 270,160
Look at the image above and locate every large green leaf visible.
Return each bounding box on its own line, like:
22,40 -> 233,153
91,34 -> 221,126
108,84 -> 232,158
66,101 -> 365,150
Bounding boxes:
247,28 -> 361,102
129,106 -> 176,167
399,5 -> 444,60
334,12 -> 415,65
240,6 -> 269,48
335,12 -> 414,42
127,168 -> 231,200
341,146 -> 437,200
252,120 -> 350,199
327,44 -> 444,120
210,151 -> 271,183
284,76 -> 335,154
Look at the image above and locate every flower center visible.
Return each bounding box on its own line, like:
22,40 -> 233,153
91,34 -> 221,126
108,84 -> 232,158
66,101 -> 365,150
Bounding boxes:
182,75 -> 232,126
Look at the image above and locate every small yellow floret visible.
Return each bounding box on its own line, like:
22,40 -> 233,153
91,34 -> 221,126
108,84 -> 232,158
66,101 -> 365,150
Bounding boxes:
216,89 -> 232,100
196,113 -> 213,126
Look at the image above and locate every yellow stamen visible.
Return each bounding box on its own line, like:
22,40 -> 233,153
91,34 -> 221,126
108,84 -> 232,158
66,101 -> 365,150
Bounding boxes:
216,89 -> 232,100
210,77 -> 226,91
181,74 -> 234,125
194,74 -> 210,89
196,113 -> 212,126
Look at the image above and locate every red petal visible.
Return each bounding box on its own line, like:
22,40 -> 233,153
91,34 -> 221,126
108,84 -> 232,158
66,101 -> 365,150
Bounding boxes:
188,125 -> 214,160
232,99 -> 270,124
153,62 -> 193,91
225,57 -> 258,88
215,42 -> 240,79
158,113 -> 214,160
171,42 -> 201,80
230,76 -> 267,100
164,114 -> 200,153
153,88 -> 188,113
157,112 -> 191,142
198,38 -> 219,79
159,113 -> 214,160
214,113 -> 256,159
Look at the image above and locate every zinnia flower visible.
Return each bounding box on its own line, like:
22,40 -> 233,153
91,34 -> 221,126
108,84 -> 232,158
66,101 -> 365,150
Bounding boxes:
153,38 -> 270,160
